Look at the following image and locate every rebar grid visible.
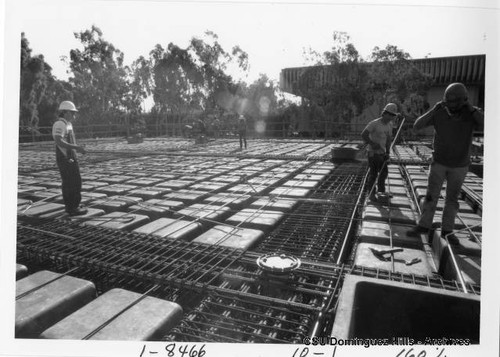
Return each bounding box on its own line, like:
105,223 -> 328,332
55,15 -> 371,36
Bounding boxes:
253,162 -> 367,262
165,290 -> 320,343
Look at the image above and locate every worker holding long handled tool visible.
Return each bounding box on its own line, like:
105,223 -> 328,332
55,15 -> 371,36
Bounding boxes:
361,103 -> 400,202
52,100 -> 88,216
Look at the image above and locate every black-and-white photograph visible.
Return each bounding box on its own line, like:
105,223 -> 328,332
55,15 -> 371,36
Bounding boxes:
1,0 -> 499,356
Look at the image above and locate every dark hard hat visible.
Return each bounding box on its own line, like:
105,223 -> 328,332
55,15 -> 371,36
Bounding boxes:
444,83 -> 468,103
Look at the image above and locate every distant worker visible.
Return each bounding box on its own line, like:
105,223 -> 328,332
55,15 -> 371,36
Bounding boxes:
52,100 -> 87,216
407,83 -> 484,244
238,114 -> 247,150
361,103 -> 399,201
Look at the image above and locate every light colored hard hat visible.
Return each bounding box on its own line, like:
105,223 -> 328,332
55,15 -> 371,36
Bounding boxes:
444,83 -> 468,103
383,103 -> 398,116
59,101 -> 78,112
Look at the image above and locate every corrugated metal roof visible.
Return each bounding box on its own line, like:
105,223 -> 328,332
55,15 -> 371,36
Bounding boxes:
280,55 -> 485,95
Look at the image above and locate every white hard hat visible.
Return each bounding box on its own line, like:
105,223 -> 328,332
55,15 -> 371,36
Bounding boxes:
383,103 -> 398,116
59,101 -> 78,112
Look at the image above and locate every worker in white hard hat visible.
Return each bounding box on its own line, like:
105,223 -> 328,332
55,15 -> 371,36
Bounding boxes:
52,100 -> 88,216
407,83 -> 484,244
361,103 -> 399,201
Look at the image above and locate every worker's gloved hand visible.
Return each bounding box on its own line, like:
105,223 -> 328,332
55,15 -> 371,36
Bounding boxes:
464,101 -> 476,113
433,101 -> 445,111
76,145 -> 87,154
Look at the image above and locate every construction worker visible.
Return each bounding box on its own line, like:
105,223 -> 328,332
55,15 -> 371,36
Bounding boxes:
52,100 -> 87,216
407,83 -> 484,243
238,114 -> 247,149
361,103 -> 399,201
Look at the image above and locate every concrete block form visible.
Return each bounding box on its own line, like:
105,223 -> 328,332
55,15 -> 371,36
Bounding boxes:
163,189 -> 209,203
203,192 -> 252,208
432,211 -> 482,232
99,175 -> 135,184
249,197 -> 299,213
175,203 -> 231,223
125,178 -> 165,186
193,225 -> 265,250
359,220 -> 423,249
40,288 -> 183,341
362,204 -> 418,225
39,207 -> 106,220
96,184 -> 137,195
153,180 -> 194,190
15,270 -> 96,338
225,208 -> 285,231
189,181 -> 230,192
354,242 -> 433,276
17,186 -> 51,199
128,199 -> 183,219
127,188 -> 166,200
91,195 -> 143,212
269,186 -> 310,198
84,212 -> 150,231
228,184 -> 268,195
21,202 -> 66,218
375,195 -> 413,209
210,175 -> 242,184
282,179 -> 319,189
16,264 -> 28,280
134,217 -> 202,240
384,185 -> 408,197
440,251 -> 481,286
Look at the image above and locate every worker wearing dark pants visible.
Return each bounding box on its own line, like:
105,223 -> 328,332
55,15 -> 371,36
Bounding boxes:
56,148 -> 82,213
407,83 -> 484,244
361,103 -> 398,201
52,100 -> 87,216
367,152 -> 389,197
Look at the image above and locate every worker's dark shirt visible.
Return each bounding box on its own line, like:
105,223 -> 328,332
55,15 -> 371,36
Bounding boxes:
421,107 -> 481,167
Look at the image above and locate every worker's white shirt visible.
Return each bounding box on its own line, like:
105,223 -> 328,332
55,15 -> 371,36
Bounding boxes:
365,118 -> 393,155
52,118 -> 76,157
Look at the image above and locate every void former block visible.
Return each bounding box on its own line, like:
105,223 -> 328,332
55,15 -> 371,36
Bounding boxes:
40,288 -> 183,341
21,202 -> 65,218
15,271 -> 96,338
40,207 -> 105,220
16,264 -> 28,280
203,192 -> 252,208
225,208 -> 284,231
362,204 -> 418,225
331,275 -> 480,343
175,203 -> 231,223
269,186 -> 310,198
249,197 -> 299,213
359,221 -> 423,249
354,242 -> 433,276
193,225 -> 265,250
83,212 -> 150,231
133,218 -> 202,240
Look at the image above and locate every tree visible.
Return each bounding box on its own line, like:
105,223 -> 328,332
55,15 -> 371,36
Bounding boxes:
19,33 -> 72,141
298,32 -> 432,138
68,26 -> 130,135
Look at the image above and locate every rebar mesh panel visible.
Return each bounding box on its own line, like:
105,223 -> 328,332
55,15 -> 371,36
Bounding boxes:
17,219 -> 246,292
166,291 -> 318,343
253,162 -> 367,263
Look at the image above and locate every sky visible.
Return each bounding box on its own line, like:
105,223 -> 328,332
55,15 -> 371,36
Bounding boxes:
7,0 -> 499,84
1,1 -> 500,357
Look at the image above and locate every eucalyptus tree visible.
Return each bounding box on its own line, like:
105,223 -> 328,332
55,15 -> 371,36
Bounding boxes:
299,31 -> 432,138
67,26 -> 130,135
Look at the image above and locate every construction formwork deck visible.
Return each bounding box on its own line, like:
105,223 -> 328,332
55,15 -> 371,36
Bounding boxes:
15,137 -> 482,343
